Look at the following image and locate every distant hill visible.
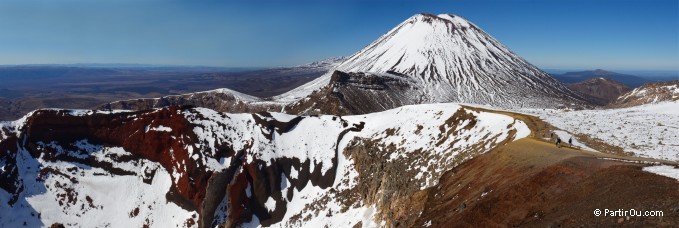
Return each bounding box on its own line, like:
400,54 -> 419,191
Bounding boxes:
551,69 -> 650,88
567,78 -> 631,105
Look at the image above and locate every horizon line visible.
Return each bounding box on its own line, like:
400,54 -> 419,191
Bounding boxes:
1,63 -> 677,73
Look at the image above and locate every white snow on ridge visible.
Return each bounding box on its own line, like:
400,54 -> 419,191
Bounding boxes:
65,109 -> 132,116
111,87 -> 269,106
147,125 -> 172,132
618,84 -> 679,102
184,103 -> 530,176
340,104 -> 530,189
202,88 -> 262,102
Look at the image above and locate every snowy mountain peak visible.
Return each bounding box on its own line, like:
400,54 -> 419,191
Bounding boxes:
410,13 -> 473,29
279,13 -> 588,108
438,14 -> 472,26
336,12 -> 492,76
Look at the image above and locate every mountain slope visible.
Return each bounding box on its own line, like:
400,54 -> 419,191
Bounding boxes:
0,104 -> 530,227
567,77 -> 631,105
278,13 -> 588,111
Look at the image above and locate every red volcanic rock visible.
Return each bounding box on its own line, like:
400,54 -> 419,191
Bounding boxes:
18,106 -> 214,213
2,105 -> 363,227
226,172 -> 252,227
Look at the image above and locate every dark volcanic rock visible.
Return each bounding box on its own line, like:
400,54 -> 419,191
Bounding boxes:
285,70 -> 421,115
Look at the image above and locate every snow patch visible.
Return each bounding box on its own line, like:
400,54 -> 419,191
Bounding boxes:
642,165 -> 679,181
264,197 -> 277,212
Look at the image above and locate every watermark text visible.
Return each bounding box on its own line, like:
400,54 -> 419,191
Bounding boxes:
593,208 -> 663,217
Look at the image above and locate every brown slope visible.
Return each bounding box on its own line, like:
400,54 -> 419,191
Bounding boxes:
414,138 -> 678,227
568,78 -> 631,105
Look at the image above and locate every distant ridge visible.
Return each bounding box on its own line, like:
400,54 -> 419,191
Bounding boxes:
551,69 -> 651,88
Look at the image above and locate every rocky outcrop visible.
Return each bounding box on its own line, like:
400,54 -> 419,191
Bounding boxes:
101,89 -> 284,114
610,80 -> 679,108
284,70 -> 421,115
567,78 -> 631,105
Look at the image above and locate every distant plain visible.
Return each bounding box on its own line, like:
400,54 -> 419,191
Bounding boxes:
0,65 -> 327,120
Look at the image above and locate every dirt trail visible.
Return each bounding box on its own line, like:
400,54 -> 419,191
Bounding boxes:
464,105 -> 677,166
407,106 -> 679,227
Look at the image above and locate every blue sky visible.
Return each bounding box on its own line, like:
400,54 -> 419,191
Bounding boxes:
0,0 -> 677,70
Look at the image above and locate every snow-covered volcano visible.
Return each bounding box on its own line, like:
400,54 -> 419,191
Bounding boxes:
102,13 -> 589,114
279,13 -> 587,110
